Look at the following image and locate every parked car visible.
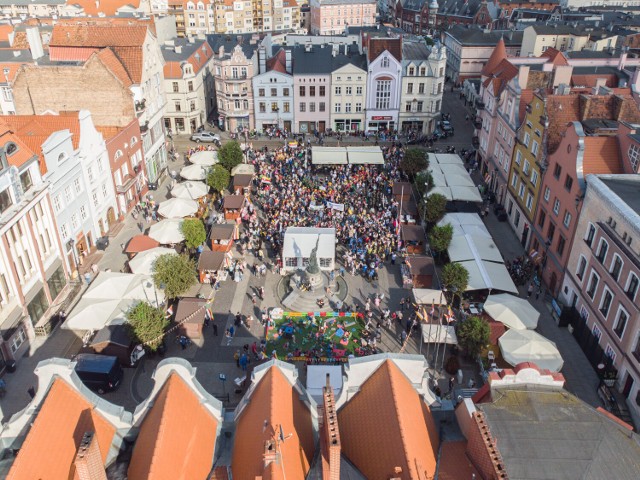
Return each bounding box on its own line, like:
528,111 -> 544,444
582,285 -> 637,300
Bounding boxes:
74,354 -> 123,394
439,120 -> 454,134
190,131 -> 221,143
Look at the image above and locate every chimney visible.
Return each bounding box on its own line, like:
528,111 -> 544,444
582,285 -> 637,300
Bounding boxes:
174,45 -> 182,54
218,45 -> 224,58
26,27 -> 44,60
321,374 -> 341,480
618,49 -> 628,71
73,432 -> 107,480
259,45 -> 267,74
285,49 -> 292,74
263,440 -> 278,468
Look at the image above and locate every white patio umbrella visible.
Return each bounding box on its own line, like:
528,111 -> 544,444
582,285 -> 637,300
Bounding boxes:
231,163 -> 255,176
62,298 -> 125,331
484,293 -> 540,330
83,272 -> 138,300
129,247 -> 177,275
158,197 -> 198,218
189,150 -> 218,166
148,219 -> 185,244
181,164 -> 208,181
172,181 -> 209,200
499,329 -> 564,372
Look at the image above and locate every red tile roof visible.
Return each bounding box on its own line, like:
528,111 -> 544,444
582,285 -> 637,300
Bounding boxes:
231,365 -> 315,480
0,120 -> 38,168
72,0 -> 142,16
539,47 -> 569,66
164,41 -> 214,79
128,373 -> 219,480
337,360 -> 439,480
481,38 -> 507,76
7,379 -> 116,480
482,58 -> 519,96
266,48 -> 287,74
50,23 -> 148,48
368,37 -> 402,62
582,136 -> 623,175
439,441 -> 481,480
97,48 -> 133,87
546,94 -> 581,153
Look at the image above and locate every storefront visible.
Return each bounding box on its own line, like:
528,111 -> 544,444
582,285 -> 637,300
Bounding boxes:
298,121 -> 316,134
334,119 -> 362,132
401,120 -> 424,132
367,116 -> 395,132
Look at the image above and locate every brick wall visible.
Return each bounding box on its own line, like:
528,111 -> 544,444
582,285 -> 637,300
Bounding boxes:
12,56 -> 134,127
466,412 -> 508,480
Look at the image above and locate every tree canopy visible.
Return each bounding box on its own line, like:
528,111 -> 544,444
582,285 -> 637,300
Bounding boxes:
429,223 -> 454,255
218,141 -> 244,171
207,164 -> 230,193
441,262 -> 469,298
415,170 -> 434,196
422,193 -> 448,224
400,148 -> 428,176
152,253 -> 197,300
181,218 -> 207,250
456,316 -> 490,358
126,302 -> 169,351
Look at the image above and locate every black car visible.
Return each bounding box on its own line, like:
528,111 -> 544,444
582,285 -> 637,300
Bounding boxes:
74,354 -> 123,394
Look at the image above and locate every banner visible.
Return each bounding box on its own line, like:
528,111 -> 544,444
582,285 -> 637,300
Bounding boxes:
309,203 -> 325,211
260,175 -> 271,184
327,201 -> 345,211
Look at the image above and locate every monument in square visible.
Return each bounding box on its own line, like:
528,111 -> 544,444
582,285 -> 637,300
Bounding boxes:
280,227 -> 347,310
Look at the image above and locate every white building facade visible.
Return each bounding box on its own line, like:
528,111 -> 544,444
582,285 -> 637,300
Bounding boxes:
329,52 -> 367,133
253,48 -> 294,132
365,40 -> 402,133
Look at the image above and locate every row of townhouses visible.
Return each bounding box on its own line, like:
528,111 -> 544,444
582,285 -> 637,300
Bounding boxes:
473,40 -> 640,426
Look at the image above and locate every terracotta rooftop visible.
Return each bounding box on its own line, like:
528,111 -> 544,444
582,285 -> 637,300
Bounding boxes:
231,365 -> 315,480
582,136 -> 623,175
125,235 -> 160,253
438,440 -> 480,480
128,373 -> 219,480
0,24 -> 13,43
545,94 -> 581,153
539,47 -> 569,66
95,125 -> 124,141
163,41 -> 214,79
96,47 -> 133,87
0,120 -> 38,168
337,360 -> 439,480
368,37 -> 402,63
266,48 -> 288,74
72,0 -> 142,16
7,379 -> 116,480
482,58 -> 519,96
519,89 -> 534,124
50,23 -> 148,48
481,38 -> 507,76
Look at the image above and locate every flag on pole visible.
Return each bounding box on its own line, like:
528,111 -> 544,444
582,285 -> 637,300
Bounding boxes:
205,308 -> 213,322
430,302 -> 435,317
261,175 -> 272,184
165,306 -> 174,318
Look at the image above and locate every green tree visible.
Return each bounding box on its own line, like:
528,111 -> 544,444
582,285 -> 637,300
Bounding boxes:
218,141 -> 243,171
456,315 -> 490,358
126,301 -> 169,351
415,170 -> 434,196
206,164 -> 230,193
152,254 -> 197,300
441,262 -> 469,305
400,148 -> 428,176
181,218 -> 206,250
429,223 -> 454,255
422,193 -> 448,224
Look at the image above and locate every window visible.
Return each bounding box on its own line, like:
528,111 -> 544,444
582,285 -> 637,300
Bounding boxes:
271,88 -> 277,97
585,223 -> 596,247
64,185 -> 73,203
345,103 -> 351,113
600,288 -> 613,317
26,287 -> 48,325
547,222 -> 555,243
596,239 -> 608,264
417,101 -> 423,112
526,193 -> 533,211
587,271 -> 599,299
375,80 -> 391,110
80,205 -> 88,221
356,86 -> 362,95
175,101 -> 181,112
345,86 -> 352,95
285,257 -> 297,267
319,258 -> 332,268
610,255 -> 622,282
259,102 -> 266,113
259,88 -> 265,97
20,170 -> 32,192
626,272 -> 639,300
283,102 -> 290,113
511,173 -> 518,188
544,186 -> 550,202
538,210 -> 546,228
9,326 -> 26,354
309,102 -> 316,112
74,178 -> 82,194
71,213 -> 79,230
309,86 -> 315,96
300,102 -> 306,112
319,86 -> 325,96
518,183 -> 525,199
564,175 -> 573,192
407,83 -> 413,94
271,102 -> 278,112
380,56 -> 389,68
557,235 -> 566,256
283,88 -> 290,97
605,344 -> 617,363
523,132 -> 530,147
553,163 -> 562,179
172,81 -> 179,92
335,86 -> 341,95
188,81 -> 193,92
334,103 -> 341,113
576,255 -> 586,280
563,211 -> 571,228
628,143 -> 640,171
531,170 -> 538,186
299,86 -> 305,96
319,102 -> 325,112
614,307 -> 629,339
553,198 -> 560,215
101,184 -> 108,198
592,323 -> 602,341
408,67 -> 415,76
355,102 -> 362,112
418,83 -> 425,94
190,101 -> 196,112
523,160 -> 530,175
531,141 -> 538,157
515,150 -> 522,165
53,195 -> 62,213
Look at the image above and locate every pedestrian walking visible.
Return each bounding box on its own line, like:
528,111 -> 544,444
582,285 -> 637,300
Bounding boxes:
234,350 -> 240,367
536,286 -> 542,300
137,221 -> 144,232
527,282 -> 534,298
212,323 -> 218,336
240,353 -> 248,371
400,330 -> 407,345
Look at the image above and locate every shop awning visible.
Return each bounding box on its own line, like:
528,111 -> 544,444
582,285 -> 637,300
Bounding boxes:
458,260 -> 518,294
448,234 -> 503,263
346,146 -> 385,164
439,213 -> 491,238
311,146 -> 348,165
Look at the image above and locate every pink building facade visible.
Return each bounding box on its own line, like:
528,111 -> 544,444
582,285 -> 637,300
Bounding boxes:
309,0 -> 377,35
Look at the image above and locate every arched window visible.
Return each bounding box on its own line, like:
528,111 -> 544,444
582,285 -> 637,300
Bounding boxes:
114,150 -> 123,161
130,136 -> 138,146
57,152 -> 67,162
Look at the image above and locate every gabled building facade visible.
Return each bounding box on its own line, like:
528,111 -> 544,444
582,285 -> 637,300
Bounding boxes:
253,47 -> 295,132
329,45 -> 368,133
292,44 -> 332,134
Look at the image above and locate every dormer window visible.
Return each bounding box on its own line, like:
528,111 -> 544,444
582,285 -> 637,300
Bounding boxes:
57,152 -> 67,163
131,136 -> 138,146
5,142 -> 17,155
381,56 -> 389,68
114,150 -> 123,161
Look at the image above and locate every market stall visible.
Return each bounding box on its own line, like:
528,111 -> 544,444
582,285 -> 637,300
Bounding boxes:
233,174 -> 253,195
172,181 -> 209,200
124,235 -> 160,258
157,198 -> 198,218
223,195 -> 246,220
400,224 -> 427,254
457,260 -> 518,294
209,223 -> 237,252
128,247 -> 177,276
180,164 -> 208,181
346,146 -> 385,164
392,182 -> 412,201
483,293 -> 540,330
197,250 -> 231,282
311,146 -> 348,165
189,150 -> 218,166
148,219 -> 185,244
174,297 -> 208,340
403,255 -> 435,288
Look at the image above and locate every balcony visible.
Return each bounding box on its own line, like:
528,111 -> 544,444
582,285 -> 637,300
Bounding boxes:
116,174 -> 137,194
135,99 -> 146,117
227,75 -> 248,82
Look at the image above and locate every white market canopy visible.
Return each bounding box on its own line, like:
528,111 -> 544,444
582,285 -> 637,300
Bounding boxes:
231,163 -> 255,176
189,150 -> 218,166
158,197 -> 198,218
448,234 -> 504,263
148,219 -> 185,244
499,329 -> 564,372
64,298 -> 129,331
129,247 -> 177,276
346,146 -> 385,164
282,227 -> 336,260
439,213 -> 491,238
172,181 -> 209,200
412,288 -> 447,305
450,186 -> 483,202
421,324 -> 458,344
311,146 -> 348,165
181,164 -> 209,180
430,153 -> 465,165
436,163 -> 469,176
458,260 -> 519,294
484,293 -> 540,330
429,186 -> 453,201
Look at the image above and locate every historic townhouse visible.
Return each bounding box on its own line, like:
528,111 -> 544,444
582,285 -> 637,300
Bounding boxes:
329,45 -> 368,133
253,47 -> 295,132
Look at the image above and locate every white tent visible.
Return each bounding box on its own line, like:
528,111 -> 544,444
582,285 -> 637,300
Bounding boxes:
421,324 -> 458,344
129,247 -> 177,276
231,163 -> 255,176
346,146 -> 385,164
448,234 -> 503,263
282,227 -> 336,272
413,288 -> 447,305
189,150 -> 218,166
439,213 -> 491,238
63,298 -> 126,331
436,163 -> 468,176
311,146 -> 348,165
442,174 -> 476,187
158,198 -> 198,218
148,219 -> 185,244
429,186 -> 454,200
180,164 -> 209,180
484,294 -> 540,330
430,169 -> 447,187
433,153 -> 464,165
458,260 -> 518,294
172,181 -> 209,200
449,185 -> 483,202
499,329 -> 564,372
